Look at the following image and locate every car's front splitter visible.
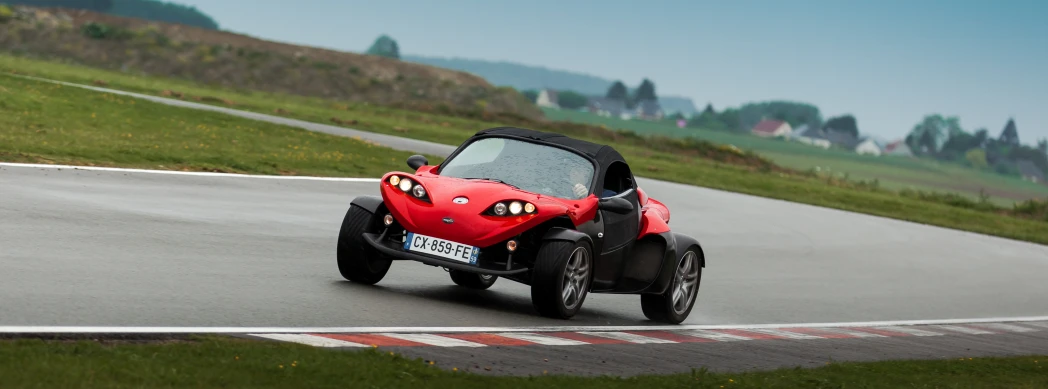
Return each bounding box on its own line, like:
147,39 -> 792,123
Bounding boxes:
362,232 -> 531,276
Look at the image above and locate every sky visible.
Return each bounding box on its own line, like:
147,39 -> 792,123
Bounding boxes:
177,0 -> 1048,143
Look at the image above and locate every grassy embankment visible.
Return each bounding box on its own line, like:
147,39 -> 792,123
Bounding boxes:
0,73 -> 443,175
0,337 -> 1045,388
543,108 -> 1048,206
1,54 -> 1047,245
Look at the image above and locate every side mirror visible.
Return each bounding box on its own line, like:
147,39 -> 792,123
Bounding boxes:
406,155 -> 429,170
598,196 -> 634,214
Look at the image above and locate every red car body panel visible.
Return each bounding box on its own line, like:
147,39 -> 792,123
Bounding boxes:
380,171 -> 600,248
636,187 -> 671,238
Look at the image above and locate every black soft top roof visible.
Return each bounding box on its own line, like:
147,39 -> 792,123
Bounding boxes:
471,127 -> 625,168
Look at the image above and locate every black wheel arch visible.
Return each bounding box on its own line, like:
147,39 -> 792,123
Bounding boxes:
350,195 -> 386,215
642,231 -> 705,295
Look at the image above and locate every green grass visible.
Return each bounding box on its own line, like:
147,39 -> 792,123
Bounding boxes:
544,108 -> 1048,206
0,337 -> 1046,388
2,54 -> 1048,245
0,73 -> 443,176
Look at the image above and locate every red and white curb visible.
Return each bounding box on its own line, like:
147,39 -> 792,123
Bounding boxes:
245,320 -> 1048,349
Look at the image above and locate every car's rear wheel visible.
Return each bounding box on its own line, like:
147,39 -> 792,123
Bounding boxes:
531,240 -> 592,319
336,205 -> 392,284
449,270 -> 497,290
641,248 -> 702,324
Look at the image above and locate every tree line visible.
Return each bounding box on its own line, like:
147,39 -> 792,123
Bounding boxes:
5,0 -> 219,29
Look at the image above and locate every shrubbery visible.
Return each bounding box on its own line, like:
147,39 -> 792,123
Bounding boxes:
0,5 -> 14,23
81,21 -> 132,40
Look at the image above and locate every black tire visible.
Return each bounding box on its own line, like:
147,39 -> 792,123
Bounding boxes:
449,270 -> 497,290
530,240 -> 593,319
336,205 -> 392,284
641,247 -> 702,324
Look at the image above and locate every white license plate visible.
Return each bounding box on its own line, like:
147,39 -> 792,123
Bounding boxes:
403,232 -> 480,264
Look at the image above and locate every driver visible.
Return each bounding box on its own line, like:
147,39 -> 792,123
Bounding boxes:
568,165 -> 618,198
569,166 -> 589,198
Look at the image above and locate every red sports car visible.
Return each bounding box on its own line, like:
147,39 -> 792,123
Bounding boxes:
336,127 -> 706,323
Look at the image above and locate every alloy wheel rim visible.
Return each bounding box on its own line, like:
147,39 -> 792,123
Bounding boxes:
562,247 -> 589,309
671,251 -> 699,315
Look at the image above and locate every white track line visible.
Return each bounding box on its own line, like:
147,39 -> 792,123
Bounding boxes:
931,325 -> 996,335
4,316 -> 1048,334
377,333 -> 487,347
249,333 -> 370,348
970,323 -> 1039,333
496,332 -> 590,346
871,326 -> 943,336
0,162 -> 380,182
675,330 -> 753,341
739,328 -> 824,339
577,331 -> 678,344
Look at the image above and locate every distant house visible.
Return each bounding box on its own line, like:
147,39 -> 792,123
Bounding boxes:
1017,160 -> 1045,183
586,97 -> 631,120
883,140 -> 913,156
854,137 -> 883,156
822,129 -> 860,150
751,119 -> 792,138
787,124 -> 832,149
536,89 -> 559,109
635,99 -> 664,121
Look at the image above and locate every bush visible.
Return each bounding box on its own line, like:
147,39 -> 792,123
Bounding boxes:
81,21 -> 132,40
0,5 -> 13,23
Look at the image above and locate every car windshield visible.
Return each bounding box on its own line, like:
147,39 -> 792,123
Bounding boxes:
438,137 -> 596,200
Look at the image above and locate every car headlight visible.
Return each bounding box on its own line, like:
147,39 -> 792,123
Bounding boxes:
487,200 -> 537,216
412,184 -> 426,198
389,175 -> 400,186
398,177 -> 413,192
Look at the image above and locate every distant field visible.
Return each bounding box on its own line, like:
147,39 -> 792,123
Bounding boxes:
543,108 -> 1048,206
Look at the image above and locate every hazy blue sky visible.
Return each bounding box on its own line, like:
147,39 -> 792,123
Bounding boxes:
178,0 -> 1047,142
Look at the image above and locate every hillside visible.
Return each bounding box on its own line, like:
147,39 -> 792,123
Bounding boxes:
404,54 -> 700,115
0,6 -> 544,120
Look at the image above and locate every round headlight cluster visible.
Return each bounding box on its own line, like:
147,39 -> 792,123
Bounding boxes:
491,200 -> 537,216
388,175 -> 428,200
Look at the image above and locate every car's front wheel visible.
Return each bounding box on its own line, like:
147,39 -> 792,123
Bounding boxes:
336,205 -> 392,284
641,248 -> 702,324
531,240 -> 592,319
449,270 -> 497,290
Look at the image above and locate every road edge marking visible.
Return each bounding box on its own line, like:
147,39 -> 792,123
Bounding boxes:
0,162 -> 381,182
3,317 -> 1047,334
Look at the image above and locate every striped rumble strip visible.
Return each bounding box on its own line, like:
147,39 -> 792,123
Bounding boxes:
246,320 -> 1048,349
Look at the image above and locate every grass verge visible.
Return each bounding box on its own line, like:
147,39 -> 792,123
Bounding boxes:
1,55 -> 1047,245
1,337 -> 1046,388
0,73 -> 442,176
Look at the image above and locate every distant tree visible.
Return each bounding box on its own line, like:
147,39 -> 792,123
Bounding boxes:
556,90 -> 588,110
822,115 -> 859,138
965,149 -> 989,170
633,78 -> 657,102
999,118 -> 1020,146
519,89 -> 538,103
668,112 -> 685,121
737,101 -> 822,133
366,35 -> 400,59
905,114 -> 957,155
605,81 -> 628,101
109,0 -> 217,29
717,107 -> 741,131
701,103 -> 715,116
5,0 -> 113,11
1038,138 -> 1047,155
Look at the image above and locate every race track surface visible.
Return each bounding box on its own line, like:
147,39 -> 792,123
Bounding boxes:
3,164 -> 1047,328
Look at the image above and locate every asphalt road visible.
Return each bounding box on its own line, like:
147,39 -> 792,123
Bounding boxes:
3,164 -> 1047,327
